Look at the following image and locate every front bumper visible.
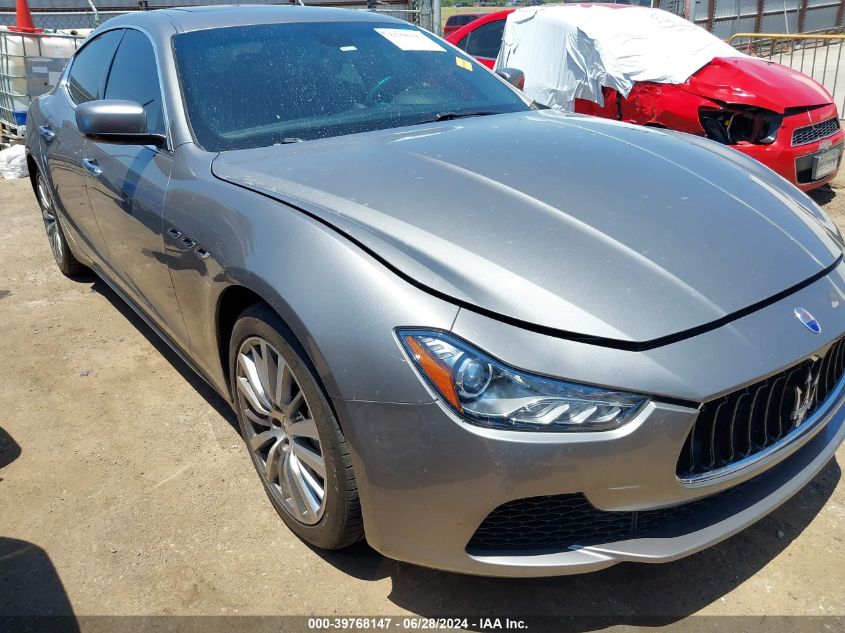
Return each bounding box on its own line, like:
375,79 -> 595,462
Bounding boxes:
336,390 -> 844,577
737,104 -> 844,192
335,264 -> 845,577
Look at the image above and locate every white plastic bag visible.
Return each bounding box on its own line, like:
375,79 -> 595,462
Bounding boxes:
0,144 -> 29,180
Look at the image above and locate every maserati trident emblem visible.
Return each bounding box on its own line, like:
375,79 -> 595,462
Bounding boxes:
791,369 -> 820,428
794,307 -> 821,334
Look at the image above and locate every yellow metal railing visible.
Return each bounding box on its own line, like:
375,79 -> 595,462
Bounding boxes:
730,33 -> 845,42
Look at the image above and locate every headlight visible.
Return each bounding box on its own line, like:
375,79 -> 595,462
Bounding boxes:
398,330 -> 649,432
699,105 -> 783,145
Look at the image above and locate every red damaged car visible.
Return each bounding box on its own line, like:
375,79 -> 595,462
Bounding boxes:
447,5 -> 843,191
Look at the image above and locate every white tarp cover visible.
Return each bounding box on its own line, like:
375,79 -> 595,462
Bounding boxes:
0,144 -> 28,180
494,5 -> 746,110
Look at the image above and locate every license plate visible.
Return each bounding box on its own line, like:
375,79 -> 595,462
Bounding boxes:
812,146 -> 842,180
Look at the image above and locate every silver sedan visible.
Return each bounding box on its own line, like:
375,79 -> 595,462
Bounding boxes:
25,5 -> 845,576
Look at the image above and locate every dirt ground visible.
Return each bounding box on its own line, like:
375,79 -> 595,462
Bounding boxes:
1,170 -> 845,629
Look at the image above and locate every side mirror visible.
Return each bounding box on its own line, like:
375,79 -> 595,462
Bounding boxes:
495,67 -> 525,91
75,100 -> 165,146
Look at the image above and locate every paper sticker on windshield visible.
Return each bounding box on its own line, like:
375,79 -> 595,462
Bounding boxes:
455,57 -> 473,71
375,28 -> 445,52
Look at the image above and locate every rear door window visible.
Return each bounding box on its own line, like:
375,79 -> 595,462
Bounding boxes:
66,29 -> 124,104
460,20 -> 505,59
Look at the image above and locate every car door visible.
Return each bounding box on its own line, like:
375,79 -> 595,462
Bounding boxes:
42,29 -> 123,264
83,29 -> 189,347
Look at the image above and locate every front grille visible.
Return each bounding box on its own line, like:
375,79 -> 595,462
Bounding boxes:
466,490 -> 732,552
792,117 -> 840,146
677,337 -> 845,479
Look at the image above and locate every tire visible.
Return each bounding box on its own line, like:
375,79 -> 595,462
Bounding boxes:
35,171 -> 87,277
229,303 -> 363,549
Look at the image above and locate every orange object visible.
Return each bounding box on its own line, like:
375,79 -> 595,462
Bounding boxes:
404,336 -> 462,411
8,0 -> 43,33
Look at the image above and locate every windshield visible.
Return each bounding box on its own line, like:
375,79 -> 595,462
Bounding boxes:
172,21 -> 529,151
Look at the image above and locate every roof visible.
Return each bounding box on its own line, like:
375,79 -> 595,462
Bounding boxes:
102,4 -> 404,34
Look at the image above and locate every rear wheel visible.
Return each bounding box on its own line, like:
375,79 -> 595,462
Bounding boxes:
229,303 -> 363,549
36,172 -> 86,277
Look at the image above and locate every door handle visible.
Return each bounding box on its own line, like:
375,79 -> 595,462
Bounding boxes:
82,158 -> 101,176
38,125 -> 55,143
170,229 -> 195,250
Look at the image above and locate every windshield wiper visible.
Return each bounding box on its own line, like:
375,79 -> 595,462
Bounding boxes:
431,111 -> 502,122
274,137 -> 305,145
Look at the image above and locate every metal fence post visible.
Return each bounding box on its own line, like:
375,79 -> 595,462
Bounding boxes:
85,0 -> 100,26
798,0 -> 808,33
706,0 -> 715,33
432,0 -> 441,36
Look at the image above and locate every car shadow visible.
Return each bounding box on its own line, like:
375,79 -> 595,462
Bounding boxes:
74,271 -> 238,431
0,426 -> 21,470
0,538 -> 79,632
0,427 -> 79,632
316,459 -> 841,631
808,183 -> 835,206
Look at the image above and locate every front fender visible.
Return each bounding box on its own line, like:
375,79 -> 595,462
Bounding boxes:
163,143 -> 459,405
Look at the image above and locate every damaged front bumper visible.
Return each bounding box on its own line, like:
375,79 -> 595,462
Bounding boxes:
737,103 -> 844,191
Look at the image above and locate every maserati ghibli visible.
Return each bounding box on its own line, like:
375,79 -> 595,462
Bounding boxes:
25,5 -> 845,576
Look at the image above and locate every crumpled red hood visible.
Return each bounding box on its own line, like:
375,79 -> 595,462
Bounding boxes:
683,57 -> 833,113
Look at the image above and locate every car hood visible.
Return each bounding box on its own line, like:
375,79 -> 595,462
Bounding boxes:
212,110 -> 843,345
684,57 -> 833,112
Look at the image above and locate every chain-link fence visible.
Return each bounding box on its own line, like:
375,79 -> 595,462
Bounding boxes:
0,11 -> 121,30
0,0 -> 437,33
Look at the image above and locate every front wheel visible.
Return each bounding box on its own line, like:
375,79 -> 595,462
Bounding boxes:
35,172 -> 86,277
229,303 -> 363,549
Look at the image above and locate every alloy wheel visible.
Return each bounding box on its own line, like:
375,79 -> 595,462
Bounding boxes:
235,336 -> 327,525
37,174 -> 64,264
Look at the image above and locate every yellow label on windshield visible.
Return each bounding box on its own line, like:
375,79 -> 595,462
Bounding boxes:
455,57 -> 473,71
